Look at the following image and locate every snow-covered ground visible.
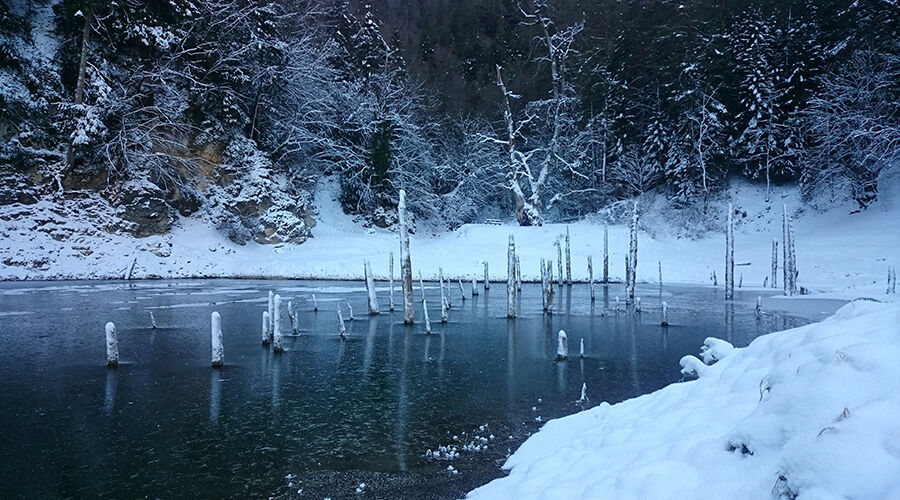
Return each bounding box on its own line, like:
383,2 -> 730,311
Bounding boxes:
467,300 -> 900,500
1,180 -> 897,303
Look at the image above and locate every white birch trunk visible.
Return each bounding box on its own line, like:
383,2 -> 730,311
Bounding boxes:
262,311 -> 270,345
556,330 -> 568,361
507,235 -> 517,318
272,295 -> 284,353
105,321 -> 118,367
211,312 -> 224,367
365,260 -> 380,315
565,227 -> 572,286
725,203 -> 734,300
588,255 -> 595,302
399,190 -> 415,324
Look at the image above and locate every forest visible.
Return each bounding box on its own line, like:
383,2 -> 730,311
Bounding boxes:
1,0 -> 898,235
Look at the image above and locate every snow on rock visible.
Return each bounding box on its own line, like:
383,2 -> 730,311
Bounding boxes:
700,337 -> 734,365
468,301 -> 900,500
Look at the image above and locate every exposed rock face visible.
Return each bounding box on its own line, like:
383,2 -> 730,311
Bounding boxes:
114,180 -> 176,237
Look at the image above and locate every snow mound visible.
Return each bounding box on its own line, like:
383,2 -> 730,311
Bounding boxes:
468,300 -> 900,500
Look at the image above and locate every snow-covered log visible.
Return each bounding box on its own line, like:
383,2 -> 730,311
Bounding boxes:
389,252 -> 395,312
627,202 -> 638,301
365,260 -> 380,315
588,255 -> 595,302
262,311 -> 270,345
211,312 -> 224,367
556,330 -> 568,361
507,235 -> 517,318
105,321 -> 118,368
661,301 -> 669,326
725,203 -> 734,300
565,227 -> 572,286
399,189 -> 415,324
273,295 -> 284,353
125,257 -> 137,280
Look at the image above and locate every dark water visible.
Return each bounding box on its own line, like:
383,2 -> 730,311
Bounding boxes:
0,280 -> 841,499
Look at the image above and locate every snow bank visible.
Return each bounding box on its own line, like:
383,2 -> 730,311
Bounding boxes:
468,300 -> 900,500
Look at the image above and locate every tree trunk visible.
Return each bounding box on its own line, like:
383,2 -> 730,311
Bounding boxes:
565,227 -> 572,286
603,224 -> 609,283
507,235 -> 517,318
399,190 -> 415,323
365,260 -> 379,315
725,203 -> 734,300
627,202 -> 638,301
65,3 -> 94,174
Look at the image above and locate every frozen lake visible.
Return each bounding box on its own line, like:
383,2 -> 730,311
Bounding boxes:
0,280 -> 842,498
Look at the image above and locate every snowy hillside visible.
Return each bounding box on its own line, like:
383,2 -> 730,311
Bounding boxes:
1,179 -> 897,302
467,300 -> 900,500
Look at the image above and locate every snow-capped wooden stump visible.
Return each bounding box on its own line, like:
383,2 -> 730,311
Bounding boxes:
211,312 -> 224,367
365,260 -> 380,315
261,311 -> 270,345
661,301 -> 669,326
556,330 -> 568,361
399,189 -> 415,324
105,321 -> 118,368
272,295 -> 284,353
507,235 -> 517,319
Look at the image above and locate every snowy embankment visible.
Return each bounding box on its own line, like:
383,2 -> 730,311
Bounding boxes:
1,180 -> 897,301
468,300 -> 900,500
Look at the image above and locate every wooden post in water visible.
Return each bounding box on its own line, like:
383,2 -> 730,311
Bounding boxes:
365,260 -> 380,315
272,295 -> 284,353
419,272 -> 432,334
603,224 -> 609,283
338,308 -> 346,338
458,278 -> 466,301
399,189 -> 415,324
661,301 -> 669,326
312,294 -> 318,312
556,330 -> 568,361
211,312 -> 224,367
565,226 -> 572,286
105,322 -> 118,368
507,235 -> 517,319
627,202 -> 638,301
483,261 -> 490,291
516,255 -> 522,292
261,311 -> 270,345
267,291 -> 275,339
588,255 -> 595,302
389,252 -> 395,311
725,203 -> 734,300
472,271 -> 479,296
